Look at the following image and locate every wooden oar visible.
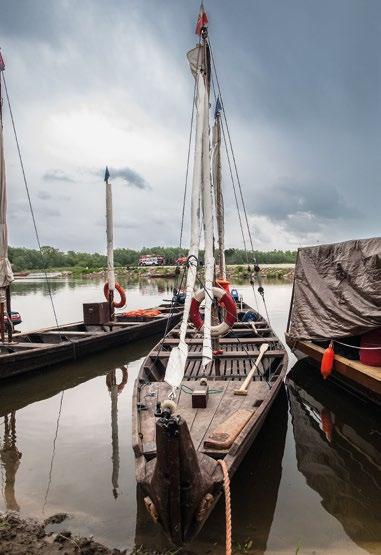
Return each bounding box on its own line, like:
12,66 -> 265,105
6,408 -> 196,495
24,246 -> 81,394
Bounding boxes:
234,343 -> 269,396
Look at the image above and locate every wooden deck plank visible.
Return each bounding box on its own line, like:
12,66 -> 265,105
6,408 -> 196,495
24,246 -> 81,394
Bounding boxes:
150,350 -> 284,359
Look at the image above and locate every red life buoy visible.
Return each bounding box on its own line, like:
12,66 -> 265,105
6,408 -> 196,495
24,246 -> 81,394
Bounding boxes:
320,341 -> 334,379
190,286 -> 237,338
104,282 -> 126,309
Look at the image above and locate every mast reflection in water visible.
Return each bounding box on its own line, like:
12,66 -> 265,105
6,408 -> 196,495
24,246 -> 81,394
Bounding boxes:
106,366 -> 128,499
0,412 -> 22,512
287,361 -> 381,553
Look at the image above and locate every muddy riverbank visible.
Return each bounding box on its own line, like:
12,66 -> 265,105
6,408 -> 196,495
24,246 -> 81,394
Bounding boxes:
0,512 -> 125,554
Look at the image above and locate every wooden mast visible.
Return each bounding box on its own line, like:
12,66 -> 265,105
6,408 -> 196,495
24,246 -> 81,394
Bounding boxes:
213,101 -> 226,280
104,167 -> 115,321
0,54 -> 12,342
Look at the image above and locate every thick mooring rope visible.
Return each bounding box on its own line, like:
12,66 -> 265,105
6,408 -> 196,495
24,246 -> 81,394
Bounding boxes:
217,459 -> 232,555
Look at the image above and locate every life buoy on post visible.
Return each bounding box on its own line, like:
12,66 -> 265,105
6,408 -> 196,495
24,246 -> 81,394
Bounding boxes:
104,282 -> 126,309
190,286 -> 237,337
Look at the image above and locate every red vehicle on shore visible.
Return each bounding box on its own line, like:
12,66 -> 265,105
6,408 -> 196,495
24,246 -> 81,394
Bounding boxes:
175,256 -> 188,266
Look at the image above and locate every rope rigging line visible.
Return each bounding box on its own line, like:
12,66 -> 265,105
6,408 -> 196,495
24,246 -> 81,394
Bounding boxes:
208,38 -> 272,322
179,36 -> 202,249
1,72 -> 63,337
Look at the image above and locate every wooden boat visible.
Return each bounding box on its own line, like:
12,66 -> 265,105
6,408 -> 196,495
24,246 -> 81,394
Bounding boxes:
133,303 -> 287,544
0,302 -> 183,380
132,7 -> 288,546
287,361 -> 381,552
0,62 -> 184,380
286,238 -> 381,405
134,387 -> 288,552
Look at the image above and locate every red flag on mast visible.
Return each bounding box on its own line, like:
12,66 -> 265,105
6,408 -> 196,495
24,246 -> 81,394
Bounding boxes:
195,3 -> 208,35
0,52 -> 5,72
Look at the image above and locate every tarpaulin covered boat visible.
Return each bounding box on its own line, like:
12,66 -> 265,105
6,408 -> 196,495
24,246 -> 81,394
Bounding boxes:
286,238 -> 381,404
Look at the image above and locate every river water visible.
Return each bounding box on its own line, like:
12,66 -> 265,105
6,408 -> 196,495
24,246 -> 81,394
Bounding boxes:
0,277 -> 379,554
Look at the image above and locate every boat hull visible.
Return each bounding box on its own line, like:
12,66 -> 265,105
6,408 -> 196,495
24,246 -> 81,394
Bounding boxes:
286,336 -> 381,406
133,302 -> 288,544
0,307 -> 183,380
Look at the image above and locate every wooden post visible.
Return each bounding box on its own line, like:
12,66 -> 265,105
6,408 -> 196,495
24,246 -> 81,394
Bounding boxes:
6,285 -> 12,342
0,301 -> 4,343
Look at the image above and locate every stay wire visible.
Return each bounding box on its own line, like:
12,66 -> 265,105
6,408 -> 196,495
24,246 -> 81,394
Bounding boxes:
2,72 -> 63,338
208,38 -> 269,321
179,36 -> 202,249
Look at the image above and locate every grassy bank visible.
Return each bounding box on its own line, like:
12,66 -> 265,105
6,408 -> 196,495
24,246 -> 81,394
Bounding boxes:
19,264 -> 294,281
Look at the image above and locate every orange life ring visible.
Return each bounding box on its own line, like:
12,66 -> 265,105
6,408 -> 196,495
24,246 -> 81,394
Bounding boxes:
190,286 -> 237,338
104,282 -> 126,309
106,366 -> 128,393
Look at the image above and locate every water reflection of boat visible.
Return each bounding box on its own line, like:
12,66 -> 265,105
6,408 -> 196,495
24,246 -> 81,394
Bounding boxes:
0,412 -> 22,512
134,387 -> 288,554
0,335 -> 158,417
287,361 -> 381,552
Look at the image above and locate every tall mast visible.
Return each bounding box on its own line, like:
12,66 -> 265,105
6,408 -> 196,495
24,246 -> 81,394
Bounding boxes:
0,51 -> 14,342
199,24 -> 214,370
104,167 -> 115,320
212,98 -> 226,280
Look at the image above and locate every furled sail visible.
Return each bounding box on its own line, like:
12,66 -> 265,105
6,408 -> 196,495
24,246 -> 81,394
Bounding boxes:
105,168 -> 115,293
0,74 -> 14,305
200,58 -> 214,369
164,53 -> 205,391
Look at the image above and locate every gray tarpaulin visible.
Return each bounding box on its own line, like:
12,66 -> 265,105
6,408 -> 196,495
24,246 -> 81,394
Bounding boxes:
287,238 -> 381,340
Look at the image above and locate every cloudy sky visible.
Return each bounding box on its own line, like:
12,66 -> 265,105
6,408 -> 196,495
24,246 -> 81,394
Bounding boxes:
0,0 -> 380,253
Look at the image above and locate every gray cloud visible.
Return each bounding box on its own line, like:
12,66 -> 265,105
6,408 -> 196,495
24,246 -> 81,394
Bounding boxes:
43,170 -> 75,183
1,0 -> 379,252
37,190 -> 52,200
251,179 -> 361,235
104,167 -> 149,190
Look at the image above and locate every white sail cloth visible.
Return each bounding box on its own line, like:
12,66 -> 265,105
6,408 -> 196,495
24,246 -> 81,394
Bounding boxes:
106,180 -> 115,291
164,69 -> 204,391
0,108 -> 14,303
200,71 -> 214,369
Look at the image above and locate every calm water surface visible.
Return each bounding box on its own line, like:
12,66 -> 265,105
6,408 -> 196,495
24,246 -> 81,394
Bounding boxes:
0,277 -> 380,554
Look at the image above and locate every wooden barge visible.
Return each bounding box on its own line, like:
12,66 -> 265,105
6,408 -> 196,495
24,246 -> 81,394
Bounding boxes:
0,301 -> 183,380
132,302 -> 288,544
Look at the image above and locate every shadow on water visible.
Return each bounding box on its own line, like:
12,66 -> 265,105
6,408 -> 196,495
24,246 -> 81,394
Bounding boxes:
0,334 -> 161,417
287,361 -> 381,554
134,387 -> 288,555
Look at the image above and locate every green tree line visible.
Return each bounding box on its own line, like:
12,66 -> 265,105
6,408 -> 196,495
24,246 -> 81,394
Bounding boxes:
9,245 -> 296,272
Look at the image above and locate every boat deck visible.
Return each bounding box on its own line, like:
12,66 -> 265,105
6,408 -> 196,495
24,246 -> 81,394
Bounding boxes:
135,308 -> 287,463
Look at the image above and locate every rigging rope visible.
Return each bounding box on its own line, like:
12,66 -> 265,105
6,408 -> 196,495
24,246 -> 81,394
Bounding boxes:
217,459 -> 232,555
1,72 -> 63,337
208,38 -> 271,321
179,37 -> 202,249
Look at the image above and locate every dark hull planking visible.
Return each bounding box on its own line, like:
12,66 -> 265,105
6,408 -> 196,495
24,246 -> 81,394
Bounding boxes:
286,337 -> 381,406
0,304 -> 183,380
133,302 -> 288,544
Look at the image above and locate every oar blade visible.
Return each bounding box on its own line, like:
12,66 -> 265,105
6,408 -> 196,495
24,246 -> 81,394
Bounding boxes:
164,342 -> 189,390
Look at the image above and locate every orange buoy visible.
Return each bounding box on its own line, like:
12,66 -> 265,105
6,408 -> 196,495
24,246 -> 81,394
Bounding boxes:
320,341 -> 334,379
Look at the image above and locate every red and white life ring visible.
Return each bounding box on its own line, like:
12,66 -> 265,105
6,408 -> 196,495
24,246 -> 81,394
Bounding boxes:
189,286 -> 237,337
104,282 -> 126,309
